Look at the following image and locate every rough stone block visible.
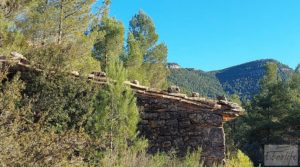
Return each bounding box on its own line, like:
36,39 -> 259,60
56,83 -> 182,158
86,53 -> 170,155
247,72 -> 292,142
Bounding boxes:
150,120 -> 165,128
179,120 -> 191,127
167,85 -> 180,93
162,141 -> 172,148
208,127 -> 225,146
160,113 -> 171,119
192,92 -> 200,97
139,120 -> 148,125
190,113 -> 222,127
165,119 -> 178,126
141,112 -> 158,119
159,127 -> 171,136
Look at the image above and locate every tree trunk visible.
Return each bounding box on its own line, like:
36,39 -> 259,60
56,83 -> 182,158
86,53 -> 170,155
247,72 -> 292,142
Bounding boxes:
58,0 -> 63,44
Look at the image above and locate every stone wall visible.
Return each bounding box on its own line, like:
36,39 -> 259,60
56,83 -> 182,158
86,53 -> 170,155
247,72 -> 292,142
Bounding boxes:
136,92 -> 227,165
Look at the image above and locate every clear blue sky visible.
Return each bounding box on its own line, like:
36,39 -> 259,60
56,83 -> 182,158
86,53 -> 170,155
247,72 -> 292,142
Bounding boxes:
93,0 -> 300,71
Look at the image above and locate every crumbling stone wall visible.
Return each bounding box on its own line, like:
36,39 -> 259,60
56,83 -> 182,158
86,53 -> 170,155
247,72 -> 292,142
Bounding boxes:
136,93 -> 226,165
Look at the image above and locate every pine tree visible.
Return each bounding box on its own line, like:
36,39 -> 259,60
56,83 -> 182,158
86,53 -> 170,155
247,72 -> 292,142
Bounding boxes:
282,72 -> 300,144
247,63 -> 282,143
92,0 -> 125,72
144,43 -> 168,88
125,33 -> 146,83
129,11 -> 158,52
16,0 -> 100,73
19,0 -> 95,45
236,62 -> 298,164
126,11 -> 168,88
260,62 -> 280,91
88,56 -> 139,150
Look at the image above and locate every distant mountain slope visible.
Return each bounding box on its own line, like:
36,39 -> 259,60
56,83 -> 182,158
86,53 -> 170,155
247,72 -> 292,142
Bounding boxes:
213,59 -> 293,100
168,59 -> 294,100
168,68 -> 226,98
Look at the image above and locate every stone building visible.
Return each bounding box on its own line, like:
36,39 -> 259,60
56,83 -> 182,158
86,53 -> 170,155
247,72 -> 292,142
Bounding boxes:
127,82 -> 243,165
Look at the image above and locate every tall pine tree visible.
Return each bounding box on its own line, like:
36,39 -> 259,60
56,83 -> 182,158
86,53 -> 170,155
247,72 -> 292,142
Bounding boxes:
88,56 -> 139,150
125,33 -> 145,83
89,1 -> 139,150
235,62 -> 300,165
93,0 -> 124,72
126,11 -> 168,88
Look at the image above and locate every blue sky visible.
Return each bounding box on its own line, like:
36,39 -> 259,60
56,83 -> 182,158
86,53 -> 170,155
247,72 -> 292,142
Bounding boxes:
93,0 -> 300,71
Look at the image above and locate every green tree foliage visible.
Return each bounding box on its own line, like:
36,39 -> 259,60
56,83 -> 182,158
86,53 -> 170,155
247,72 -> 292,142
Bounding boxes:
125,11 -> 168,88
87,56 -> 139,150
0,25 -> 26,55
246,63 -> 286,145
125,33 -> 145,83
20,0 -> 95,45
0,72 -> 93,166
129,11 -> 158,52
229,63 -> 300,165
89,1 -> 138,151
168,68 -> 226,98
260,62 -> 280,89
229,94 -> 242,106
15,0 -> 100,73
92,0 -> 125,72
23,72 -> 99,131
0,0 -> 32,16
0,1 -> 29,55
281,73 -> 300,143
224,94 -> 243,154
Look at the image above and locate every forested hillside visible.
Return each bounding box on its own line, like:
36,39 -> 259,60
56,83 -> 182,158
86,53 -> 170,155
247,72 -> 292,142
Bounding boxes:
213,59 -> 293,100
168,59 -> 293,100
168,68 -> 225,98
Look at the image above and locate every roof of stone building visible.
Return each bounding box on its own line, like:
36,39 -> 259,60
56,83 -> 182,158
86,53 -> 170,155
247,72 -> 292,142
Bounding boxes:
1,52 -> 244,121
126,81 -> 244,121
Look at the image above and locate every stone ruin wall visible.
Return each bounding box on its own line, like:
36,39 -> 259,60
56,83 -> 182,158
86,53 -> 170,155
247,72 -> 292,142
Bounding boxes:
136,93 -> 226,164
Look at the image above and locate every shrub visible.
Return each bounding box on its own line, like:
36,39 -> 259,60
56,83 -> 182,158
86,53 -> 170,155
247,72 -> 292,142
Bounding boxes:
226,150 -> 253,167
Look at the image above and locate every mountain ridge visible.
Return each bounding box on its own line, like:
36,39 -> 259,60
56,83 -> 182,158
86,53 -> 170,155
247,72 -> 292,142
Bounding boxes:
169,59 -> 292,72
167,59 -> 294,100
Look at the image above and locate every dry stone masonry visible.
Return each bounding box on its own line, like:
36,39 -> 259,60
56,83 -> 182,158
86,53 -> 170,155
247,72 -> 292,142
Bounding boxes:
1,52 -> 244,165
127,82 -> 243,165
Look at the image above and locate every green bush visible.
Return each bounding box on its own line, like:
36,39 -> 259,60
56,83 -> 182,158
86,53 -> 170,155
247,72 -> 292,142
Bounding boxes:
226,150 -> 253,167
